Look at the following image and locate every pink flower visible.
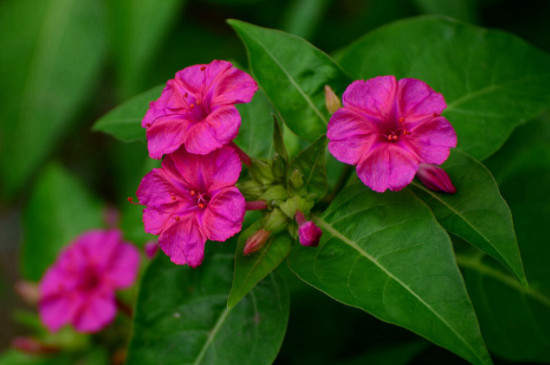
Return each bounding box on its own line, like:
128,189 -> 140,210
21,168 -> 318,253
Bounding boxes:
39,229 -> 139,333
416,163 -> 456,194
327,76 -> 457,192
143,60 -> 258,158
295,211 -> 322,247
136,145 -> 246,267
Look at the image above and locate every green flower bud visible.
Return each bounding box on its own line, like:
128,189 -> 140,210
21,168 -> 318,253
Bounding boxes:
263,208 -> 288,234
260,185 -> 288,201
289,168 -> 304,190
237,180 -> 264,200
249,158 -> 274,185
272,153 -> 286,181
279,196 -> 314,219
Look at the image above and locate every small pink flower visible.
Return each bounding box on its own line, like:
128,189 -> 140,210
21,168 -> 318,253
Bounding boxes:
327,76 -> 457,192
143,60 -> 258,158
144,241 -> 160,259
295,211 -> 322,247
136,145 -> 246,267
38,229 -> 139,333
416,163 -> 456,194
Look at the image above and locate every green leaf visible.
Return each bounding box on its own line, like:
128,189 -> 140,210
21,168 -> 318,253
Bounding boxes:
128,241 -> 289,365
409,150 -> 526,284
93,84 -> 164,143
336,16 -> 550,160
411,0 -> 478,23
228,19 -> 351,142
461,116 -> 550,361
0,0 -> 107,197
289,136 -> 328,198
21,163 -> 104,281
340,340 -> 429,365
234,90 -> 275,159
281,0 -> 332,39
106,0 -> 184,98
272,116 -> 289,162
228,222 -> 292,308
458,252 -> 550,362
288,183 -> 491,365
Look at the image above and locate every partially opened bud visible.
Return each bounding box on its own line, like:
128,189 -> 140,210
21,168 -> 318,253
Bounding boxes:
324,85 -> 342,114
12,337 -> 59,355
244,229 -> 271,255
295,211 -> 322,247
144,241 -> 159,259
416,163 -> 456,194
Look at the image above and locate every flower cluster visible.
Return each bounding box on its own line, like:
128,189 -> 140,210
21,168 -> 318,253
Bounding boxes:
39,229 -> 139,333
137,60 -> 257,267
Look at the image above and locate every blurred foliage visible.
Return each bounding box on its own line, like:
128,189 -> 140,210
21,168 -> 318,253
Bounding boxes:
2,0 -> 550,363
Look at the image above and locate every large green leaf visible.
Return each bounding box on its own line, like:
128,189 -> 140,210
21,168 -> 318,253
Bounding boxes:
234,90 -> 275,159
106,0 -> 184,98
21,163 -> 104,281
458,252 -> 550,362
288,183 -> 491,365
128,241 -> 289,365
0,0 -> 107,197
458,116 -> 550,361
93,85 -> 164,143
228,222 -> 292,308
409,150 -> 525,284
228,20 -> 351,142
336,16 -> 550,160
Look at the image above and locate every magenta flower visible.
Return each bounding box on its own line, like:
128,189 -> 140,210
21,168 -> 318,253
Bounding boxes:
143,60 -> 258,158
327,76 -> 457,192
416,163 -> 456,194
136,145 -> 246,267
295,211 -> 322,247
39,229 -> 139,333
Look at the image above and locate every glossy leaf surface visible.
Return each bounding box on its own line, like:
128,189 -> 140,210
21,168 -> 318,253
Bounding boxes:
288,183 -> 491,365
128,242 -> 289,365
410,150 -> 525,284
229,20 -> 351,142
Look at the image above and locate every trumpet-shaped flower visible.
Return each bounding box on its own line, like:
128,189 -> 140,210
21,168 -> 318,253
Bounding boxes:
39,229 -> 139,333
327,76 -> 457,192
136,146 -> 246,267
143,60 -> 258,158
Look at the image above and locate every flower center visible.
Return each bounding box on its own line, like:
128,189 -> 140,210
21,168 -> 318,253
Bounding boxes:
190,190 -> 210,209
78,270 -> 101,292
383,118 -> 410,143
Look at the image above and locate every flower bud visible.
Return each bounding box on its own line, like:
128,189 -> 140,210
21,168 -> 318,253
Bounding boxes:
15,281 -> 39,305
263,208 -> 288,234
237,180 -> 265,200
244,229 -> 271,255
295,211 -> 322,247
249,159 -> 275,185
289,169 -> 304,190
260,185 -> 287,201
324,85 -> 342,114
272,154 -> 286,180
12,337 -> 59,355
245,200 -> 268,211
144,241 -> 159,259
416,164 -> 456,194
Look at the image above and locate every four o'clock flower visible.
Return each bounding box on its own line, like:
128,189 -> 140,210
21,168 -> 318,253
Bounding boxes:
136,145 -> 246,267
143,60 -> 258,159
38,229 -> 139,333
327,76 -> 457,192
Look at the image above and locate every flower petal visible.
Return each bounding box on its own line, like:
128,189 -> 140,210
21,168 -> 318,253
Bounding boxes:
210,64 -> 258,105
146,114 -> 189,159
357,144 -> 420,192
397,78 -> 446,123
159,214 -> 207,267
201,187 -> 245,241
104,242 -> 140,289
142,208 -> 171,235
137,168 -> 182,208
408,116 -> 457,164
166,145 -> 242,192
342,76 -> 397,120
39,294 -> 78,332
72,292 -> 116,333
183,106 -> 240,155
327,108 -> 379,165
